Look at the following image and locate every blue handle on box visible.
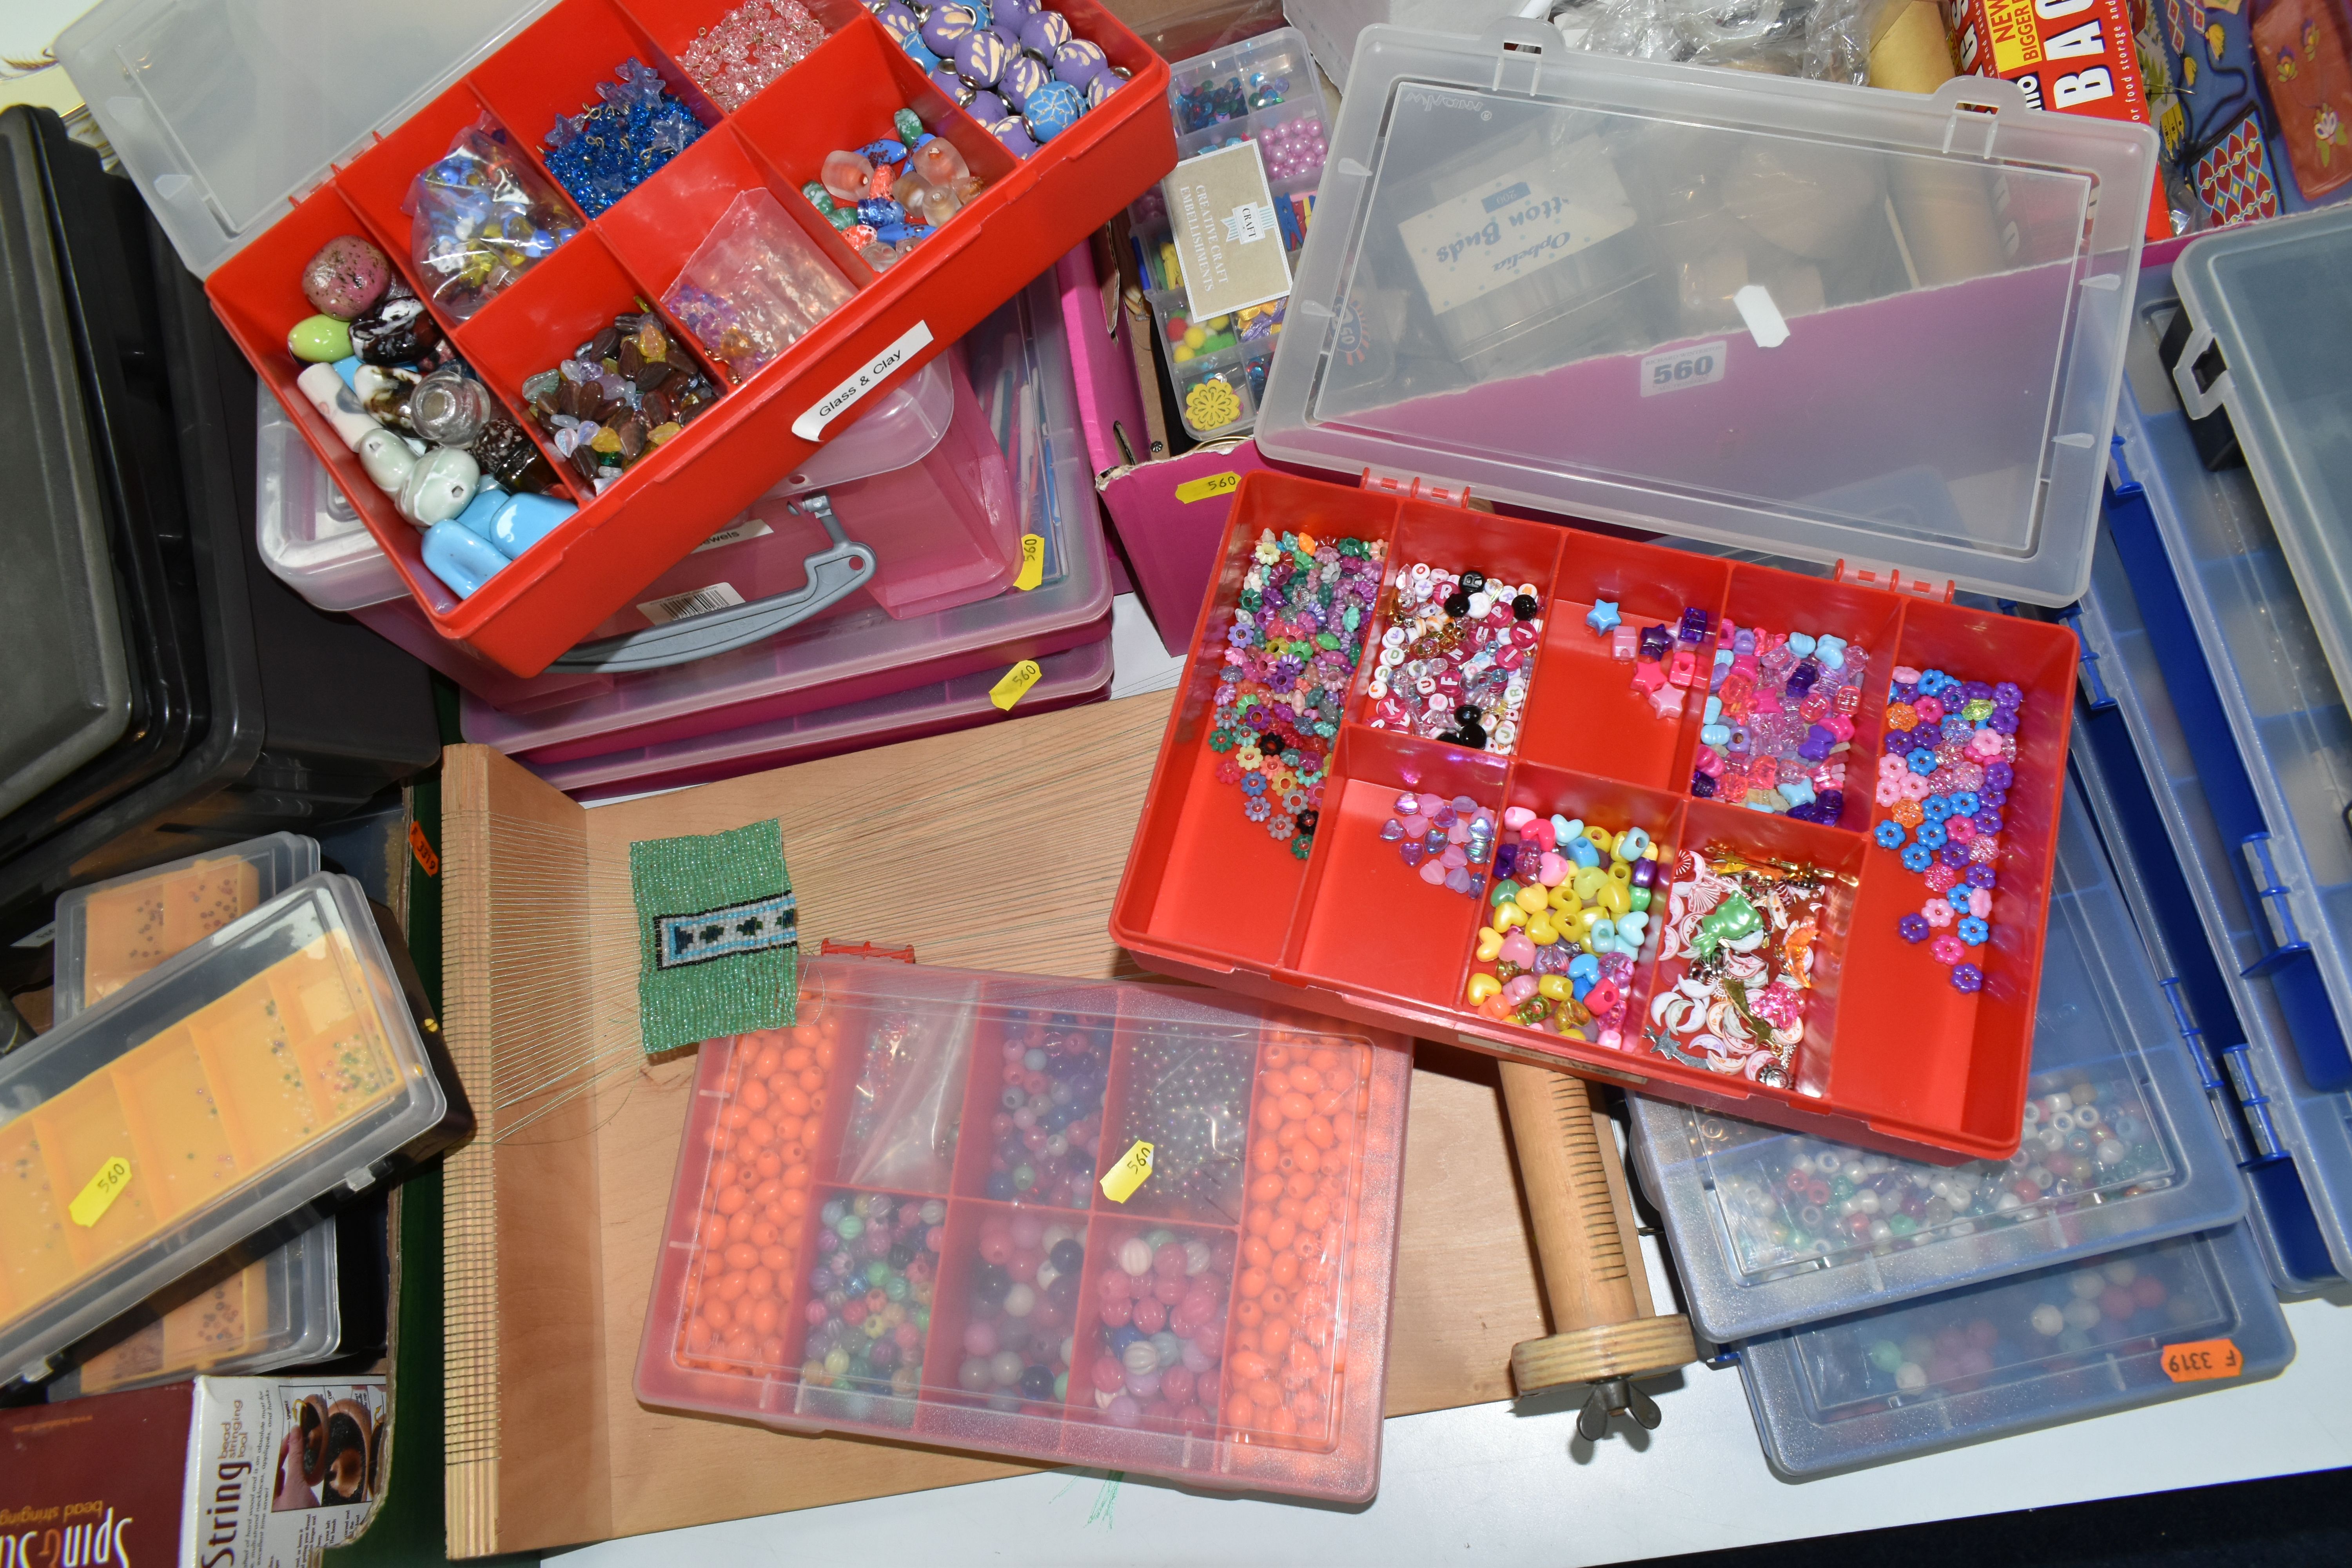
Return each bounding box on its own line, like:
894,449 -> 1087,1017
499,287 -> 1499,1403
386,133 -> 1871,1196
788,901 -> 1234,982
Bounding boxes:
2101,450 -> 2352,1093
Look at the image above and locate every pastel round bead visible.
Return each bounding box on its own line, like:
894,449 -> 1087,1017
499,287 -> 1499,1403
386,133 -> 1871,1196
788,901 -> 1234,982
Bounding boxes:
1023,79 -> 1084,142
1020,11 -> 1072,53
1052,38 -> 1108,88
990,116 -> 1040,158
288,314 -> 354,362
956,30 -> 1014,87
301,234 -> 392,320
920,3 -> 978,54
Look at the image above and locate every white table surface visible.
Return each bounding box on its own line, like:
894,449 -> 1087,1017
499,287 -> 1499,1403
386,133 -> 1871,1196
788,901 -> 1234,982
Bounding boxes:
553,1280 -> 2351,1567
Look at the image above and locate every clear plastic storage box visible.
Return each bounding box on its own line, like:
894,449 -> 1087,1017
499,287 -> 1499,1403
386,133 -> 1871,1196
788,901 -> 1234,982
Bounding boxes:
48,1218 -> 341,1398
1125,27 -> 1328,441
2070,508 -> 2352,1289
462,270 -> 1112,766
636,957 -> 1412,1504
1628,772 -> 2246,1343
2167,209 -> 2352,711
2091,265 -> 2352,1096
1738,1220 -> 2292,1479
0,874 -> 466,1387
1114,24 -> 2160,1162
52,834 -> 322,1024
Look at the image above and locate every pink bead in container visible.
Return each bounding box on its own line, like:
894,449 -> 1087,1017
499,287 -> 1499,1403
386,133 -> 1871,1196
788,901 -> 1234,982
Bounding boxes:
457,269 -> 1112,768
636,957 -> 1412,1503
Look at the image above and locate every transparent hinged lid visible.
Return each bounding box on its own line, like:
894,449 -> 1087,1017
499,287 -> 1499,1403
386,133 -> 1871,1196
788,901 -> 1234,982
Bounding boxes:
1256,21 -> 2160,606
56,0 -> 553,278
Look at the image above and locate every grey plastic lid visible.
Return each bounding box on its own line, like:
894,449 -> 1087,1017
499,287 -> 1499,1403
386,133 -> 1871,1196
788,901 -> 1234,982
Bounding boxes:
0,111 -> 132,817
1256,20 -> 2160,606
2170,206 -> 2352,706
55,0 -> 551,278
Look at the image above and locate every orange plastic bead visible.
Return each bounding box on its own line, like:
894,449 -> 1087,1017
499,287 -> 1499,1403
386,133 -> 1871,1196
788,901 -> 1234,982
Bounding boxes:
1234,1298 -> 1263,1328
1270,1253 -> 1300,1289
1279,1091 -> 1314,1120
1254,1096 -> 1285,1131
1238,1267 -> 1268,1298
1243,1237 -> 1273,1268
1288,1065 -> 1322,1095
1266,1216 -> 1297,1250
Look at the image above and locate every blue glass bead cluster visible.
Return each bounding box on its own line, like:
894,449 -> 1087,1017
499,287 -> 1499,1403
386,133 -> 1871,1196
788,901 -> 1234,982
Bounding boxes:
543,58 -> 706,218
984,1008 -> 1110,1205
1176,69 -> 1289,132
1873,668 -> 2025,993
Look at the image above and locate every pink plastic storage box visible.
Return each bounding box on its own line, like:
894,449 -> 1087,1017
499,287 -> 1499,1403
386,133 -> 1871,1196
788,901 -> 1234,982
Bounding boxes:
459,269 -> 1112,762
532,636 -> 1112,800
635,956 -> 1412,1503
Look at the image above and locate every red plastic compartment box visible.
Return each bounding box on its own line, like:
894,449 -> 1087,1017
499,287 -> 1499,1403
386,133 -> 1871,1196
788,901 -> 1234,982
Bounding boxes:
1112,476 -> 2080,1164
196,0 -> 1172,677
636,957 -> 1412,1503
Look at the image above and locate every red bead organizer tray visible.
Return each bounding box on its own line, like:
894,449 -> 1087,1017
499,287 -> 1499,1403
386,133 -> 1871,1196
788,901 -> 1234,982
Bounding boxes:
635,957 -> 1411,1504
203,0 -> 1172,678
1112,474 -> 2081,1165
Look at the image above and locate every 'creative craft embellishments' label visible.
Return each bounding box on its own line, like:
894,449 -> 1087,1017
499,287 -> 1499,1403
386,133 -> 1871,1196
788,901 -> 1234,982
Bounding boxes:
1100,1140 -> 1154,1202
1169,140 -> 1294,321
1397,138 -> 1637,316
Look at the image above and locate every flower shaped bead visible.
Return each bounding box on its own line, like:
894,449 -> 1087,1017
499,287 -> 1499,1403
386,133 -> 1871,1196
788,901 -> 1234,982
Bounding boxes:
1243,796 -> 1271,822
1874,820 -> 1906,849
1930,933 -> 1965,964
1898,913 -> 1930,942
1901,844 -> 1934,873
1922,897 -> 1956,928
1958,916 -> 1989,946
1951,963 -> 1984,993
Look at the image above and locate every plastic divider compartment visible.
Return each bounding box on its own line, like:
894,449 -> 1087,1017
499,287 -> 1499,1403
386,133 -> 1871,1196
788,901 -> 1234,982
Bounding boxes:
201,0 -> 1175,679
1626,770 -> 2247,1344
634,959 -> 1410,1503
1738,1222 -> 2294,1480
1113,468 -> 2082,1164
2105,367 -> 2352,1094
2071,521 -> 2352,1285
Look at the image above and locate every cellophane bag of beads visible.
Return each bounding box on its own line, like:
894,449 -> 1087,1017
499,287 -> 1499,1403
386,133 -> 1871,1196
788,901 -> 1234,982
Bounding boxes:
662,189 -> 857,381
402,116 -> 581,321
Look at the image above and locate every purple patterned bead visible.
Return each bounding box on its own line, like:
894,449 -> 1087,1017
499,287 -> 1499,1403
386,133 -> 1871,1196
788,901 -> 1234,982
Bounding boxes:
1950,963 -> 1984,993
1939,843 -> 1971,867
1984,760 -> 2014,789
1898,913 -> 1931,942
1965,864 -> 1998,889
1974,809 -> 2003,835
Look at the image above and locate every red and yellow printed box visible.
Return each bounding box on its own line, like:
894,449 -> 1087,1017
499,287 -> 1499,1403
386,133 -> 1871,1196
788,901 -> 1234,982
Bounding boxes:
1946,0 -> 2172,239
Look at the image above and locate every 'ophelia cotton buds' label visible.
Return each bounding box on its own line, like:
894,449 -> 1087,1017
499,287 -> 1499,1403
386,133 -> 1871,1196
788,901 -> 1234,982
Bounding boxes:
1398,142 -> 1636,316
